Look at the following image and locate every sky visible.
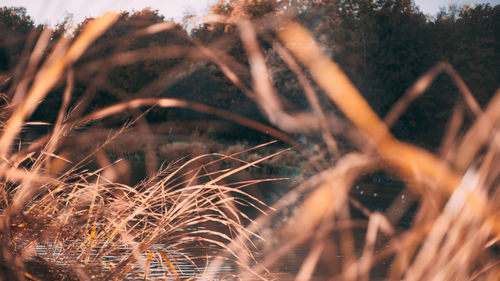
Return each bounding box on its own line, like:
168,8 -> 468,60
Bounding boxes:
1,0 -> 499,26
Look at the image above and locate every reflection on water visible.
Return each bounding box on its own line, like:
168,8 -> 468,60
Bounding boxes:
29,138 -> 413,280
34,228 -> 239,280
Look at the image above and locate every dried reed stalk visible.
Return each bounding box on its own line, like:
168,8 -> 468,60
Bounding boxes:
0,12 -> 119,158
277,21 -> 500,239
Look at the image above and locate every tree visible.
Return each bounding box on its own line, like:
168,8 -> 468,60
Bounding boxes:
0,7 -> 36,77
453,4 -> 500,106
31,9 -> 193,123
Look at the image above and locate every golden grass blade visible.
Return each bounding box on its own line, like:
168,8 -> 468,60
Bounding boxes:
84,223 -> 97,265
23,271 -> 43,281
438,104 -> 464,160
119,265 -> 134,279
11,28 -> 53,106
192,38 -> 254,99
77,97 -> 297,147
278,21 -> 463,197
455,88 -> 500,171
358,212 -> 394,281
134,21 -> 176,36
384,62 -> 482,129
0,12 -> 119,158
238,20 -> 282,121
239,19 -> 322,133
273,41 -> 339,155
278,21 -> 393,144
101,259 -> 113,271
156,249 -> 179,277
85,178 -> 100,232
0,166 -> 61,186
206,148 -> 291,186
82,45 -> 189,73
44,69 -> 73,164
294,215 -> 334,281
144,251 -> 154,279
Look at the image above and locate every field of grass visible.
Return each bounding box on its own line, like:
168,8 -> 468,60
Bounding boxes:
0,7 -> 499,281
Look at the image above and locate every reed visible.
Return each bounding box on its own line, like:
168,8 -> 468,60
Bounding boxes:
0,12 -> 276,281
1,4 -> 499,281
196,12 -> 500,281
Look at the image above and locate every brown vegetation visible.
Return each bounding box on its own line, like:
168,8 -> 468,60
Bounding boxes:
0,1 -> 499,280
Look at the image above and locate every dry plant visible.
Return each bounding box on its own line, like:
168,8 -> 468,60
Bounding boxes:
1,4 -> 500,281
0,12 -> 286,281
193,14 -> 500,281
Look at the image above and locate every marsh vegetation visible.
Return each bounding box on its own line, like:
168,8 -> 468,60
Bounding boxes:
0,1 -> 499,280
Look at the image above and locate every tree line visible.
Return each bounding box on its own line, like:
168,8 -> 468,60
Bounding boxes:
0,0 -> 498,149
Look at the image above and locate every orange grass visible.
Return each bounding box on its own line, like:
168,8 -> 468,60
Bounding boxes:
0,11 -> 285,281
0,12 -> 119,158
198,17 -> 500,281
1,6 -> 499,281
277,20 -> 500,237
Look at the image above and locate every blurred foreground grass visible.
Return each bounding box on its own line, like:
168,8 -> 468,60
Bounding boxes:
0,6 -> 499,281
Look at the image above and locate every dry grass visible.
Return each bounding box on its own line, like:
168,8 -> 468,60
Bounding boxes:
1,5 -> 499,281
196,15 -> 500,281
0,12 -> 279,281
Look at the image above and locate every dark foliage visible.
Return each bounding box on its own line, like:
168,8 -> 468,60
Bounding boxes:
1,1 -> 499,148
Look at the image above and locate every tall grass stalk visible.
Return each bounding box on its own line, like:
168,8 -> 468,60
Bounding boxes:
1,5 -> 499,281
198,15 -> 500,281
0,12 -> 279,281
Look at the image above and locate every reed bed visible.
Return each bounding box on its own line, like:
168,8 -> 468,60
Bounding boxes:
0,5 -> 499,281
196,11 -> 500,281
0,12 -> 276,280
